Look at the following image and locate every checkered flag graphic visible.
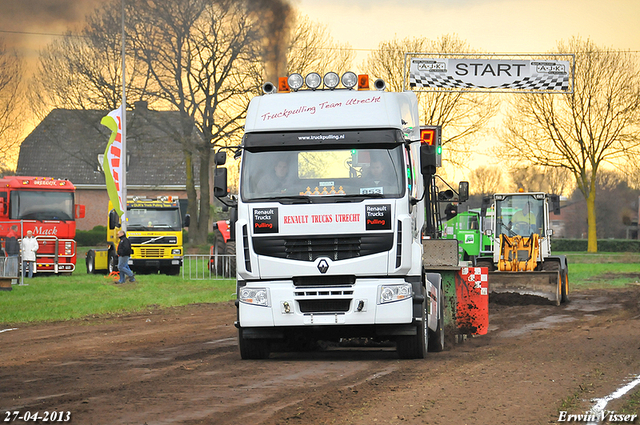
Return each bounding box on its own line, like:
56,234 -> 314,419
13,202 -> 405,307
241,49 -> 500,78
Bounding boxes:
410,71 -> 569,92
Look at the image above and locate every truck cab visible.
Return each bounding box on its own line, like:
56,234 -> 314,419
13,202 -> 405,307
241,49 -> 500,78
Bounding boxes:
215,72 -> 449,359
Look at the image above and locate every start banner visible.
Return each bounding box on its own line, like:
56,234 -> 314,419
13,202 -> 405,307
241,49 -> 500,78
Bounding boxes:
408,56 -> 572,93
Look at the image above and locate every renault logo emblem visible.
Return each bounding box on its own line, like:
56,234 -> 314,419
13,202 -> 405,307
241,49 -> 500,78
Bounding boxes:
317,259 -> 329,274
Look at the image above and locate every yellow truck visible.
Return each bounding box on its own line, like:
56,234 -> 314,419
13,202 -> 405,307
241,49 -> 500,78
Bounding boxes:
86,197 -> 190,275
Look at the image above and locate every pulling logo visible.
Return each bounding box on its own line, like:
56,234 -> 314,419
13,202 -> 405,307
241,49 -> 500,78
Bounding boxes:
317,259 -> 329,274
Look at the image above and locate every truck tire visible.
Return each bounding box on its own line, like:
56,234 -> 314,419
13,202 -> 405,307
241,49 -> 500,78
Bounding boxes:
396,299 -> 428,359
108,251 -> 117,274
212,231 -> 226,275
238,329 -> 270,360
86,251 -> 96,274
428,293 -> 445,352
225,241 -> 236,278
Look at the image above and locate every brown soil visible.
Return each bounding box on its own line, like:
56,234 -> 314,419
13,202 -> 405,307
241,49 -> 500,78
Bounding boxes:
2,288 -> 640,424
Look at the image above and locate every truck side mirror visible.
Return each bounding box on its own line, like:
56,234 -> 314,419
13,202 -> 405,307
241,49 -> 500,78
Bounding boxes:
458,181 -> 469,203
183,214 -> 190,228
213,167 -> 228,198
480,196 -> 492,219
549,194 -> 561,215
108,209 -> 120,230
214,151 -> 227,166
75,204 -> 86,219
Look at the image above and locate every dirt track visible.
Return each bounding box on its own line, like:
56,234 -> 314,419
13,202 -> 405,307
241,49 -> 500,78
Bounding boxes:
1,288 -> 640,425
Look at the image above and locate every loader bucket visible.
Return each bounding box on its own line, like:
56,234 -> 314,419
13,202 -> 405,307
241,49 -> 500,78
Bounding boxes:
488,270 -> 561,306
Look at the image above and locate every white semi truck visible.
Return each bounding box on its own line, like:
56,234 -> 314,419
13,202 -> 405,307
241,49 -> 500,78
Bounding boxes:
214,72 -> 467,359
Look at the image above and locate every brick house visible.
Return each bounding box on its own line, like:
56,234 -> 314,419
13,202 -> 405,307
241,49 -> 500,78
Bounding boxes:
16,103 -> 202,230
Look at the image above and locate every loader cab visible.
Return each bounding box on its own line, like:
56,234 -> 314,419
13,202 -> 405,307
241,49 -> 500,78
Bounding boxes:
495,194 -> 546,237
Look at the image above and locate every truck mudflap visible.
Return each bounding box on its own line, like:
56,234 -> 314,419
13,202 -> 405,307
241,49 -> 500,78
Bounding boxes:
488,270 -> 561,306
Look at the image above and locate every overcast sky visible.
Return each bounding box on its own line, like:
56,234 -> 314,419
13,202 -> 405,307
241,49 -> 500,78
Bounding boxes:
1,0 -> 638,173
296,0 -> 640,64
295,0 -> 640,175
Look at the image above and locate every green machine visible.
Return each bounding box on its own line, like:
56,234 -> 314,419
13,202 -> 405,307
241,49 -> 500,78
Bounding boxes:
441,211 -> 491,264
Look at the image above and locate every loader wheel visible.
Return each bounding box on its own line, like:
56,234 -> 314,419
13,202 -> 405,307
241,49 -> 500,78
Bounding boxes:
561,269 -> 570,304
476,258 -> 494,271
397,300 -> 428,359
238,328 -> 270,360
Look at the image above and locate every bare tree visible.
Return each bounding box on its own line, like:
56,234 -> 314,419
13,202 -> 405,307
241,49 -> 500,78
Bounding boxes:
362,35 -> 500,167
0,39 -> 24,167
128,0 -> 261,244
501,37 -> 640,252
30,1 -> 153,116
469,166 -> 505,196
286,15 -> 354,77
508,165 -> 573,195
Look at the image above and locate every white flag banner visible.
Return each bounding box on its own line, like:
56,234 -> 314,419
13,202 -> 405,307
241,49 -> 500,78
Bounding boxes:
101,105 -> 125,217
409,58 -> 571,93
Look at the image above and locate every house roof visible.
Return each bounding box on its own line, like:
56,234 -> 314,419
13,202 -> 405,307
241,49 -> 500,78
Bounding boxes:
17,105 -> 200,187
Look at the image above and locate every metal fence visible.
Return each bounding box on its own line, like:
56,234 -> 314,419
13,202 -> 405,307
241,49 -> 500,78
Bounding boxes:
182,254 -> 236,280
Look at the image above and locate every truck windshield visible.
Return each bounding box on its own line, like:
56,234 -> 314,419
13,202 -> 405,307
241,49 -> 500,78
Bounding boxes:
496,195 -> 545,237
241,145 -> 405,201
127,208 -> 181,231
10,191 -> 74,220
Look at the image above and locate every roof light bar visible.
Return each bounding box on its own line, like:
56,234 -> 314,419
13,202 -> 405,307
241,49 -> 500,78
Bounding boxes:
323,72 -> 340,89
305,72 -> 322,90
287,73 -> 304,91
342,72 -> 357,89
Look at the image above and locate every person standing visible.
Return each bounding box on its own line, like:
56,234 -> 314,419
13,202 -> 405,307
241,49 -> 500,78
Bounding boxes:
21,230 -> 39,279
116,230 -> 135,284
5,225 -> 20,284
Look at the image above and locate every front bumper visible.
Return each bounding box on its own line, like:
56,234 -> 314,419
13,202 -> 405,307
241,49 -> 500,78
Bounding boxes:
237,278 -> 415,329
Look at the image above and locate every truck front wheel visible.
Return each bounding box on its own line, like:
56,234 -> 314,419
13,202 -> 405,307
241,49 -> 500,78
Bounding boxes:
238,329 -> 270,360
108,251 -> 117,274
86,251 -> 96,274
396,301 -> 428,359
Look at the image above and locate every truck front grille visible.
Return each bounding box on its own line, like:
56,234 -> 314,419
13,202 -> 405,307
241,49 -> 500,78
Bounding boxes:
297,299 -> 351,313
138,248 -> 163,258
252,233 -> 393,261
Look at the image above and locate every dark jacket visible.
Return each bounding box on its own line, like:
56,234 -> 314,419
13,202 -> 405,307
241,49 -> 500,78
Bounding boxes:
5,229 -> 20,256
117,234 -> 133,257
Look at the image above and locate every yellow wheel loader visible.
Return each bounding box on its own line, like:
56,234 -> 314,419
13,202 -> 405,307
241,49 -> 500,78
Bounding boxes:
476,192 -> 569,305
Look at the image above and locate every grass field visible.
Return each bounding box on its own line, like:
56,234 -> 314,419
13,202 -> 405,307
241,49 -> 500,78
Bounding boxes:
1,251 -> 639,325
0,250 -> 235,325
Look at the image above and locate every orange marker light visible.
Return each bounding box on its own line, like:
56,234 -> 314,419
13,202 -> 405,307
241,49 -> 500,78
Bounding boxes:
278,77 -> 290,93
358,74 -> 369,90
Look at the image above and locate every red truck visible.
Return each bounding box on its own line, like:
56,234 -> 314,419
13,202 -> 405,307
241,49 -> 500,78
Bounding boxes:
0,176 -> 85,275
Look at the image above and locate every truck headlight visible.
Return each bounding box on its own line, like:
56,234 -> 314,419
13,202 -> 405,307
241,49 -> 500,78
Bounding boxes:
379,284 -> 412,304
239,288 -> 269,307
65,241 -> 73,255
171,249 -> 181,255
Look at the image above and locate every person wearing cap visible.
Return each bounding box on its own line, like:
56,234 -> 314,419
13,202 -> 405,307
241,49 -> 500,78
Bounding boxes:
21,230 -> 39,278
116,230 -> 135,284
